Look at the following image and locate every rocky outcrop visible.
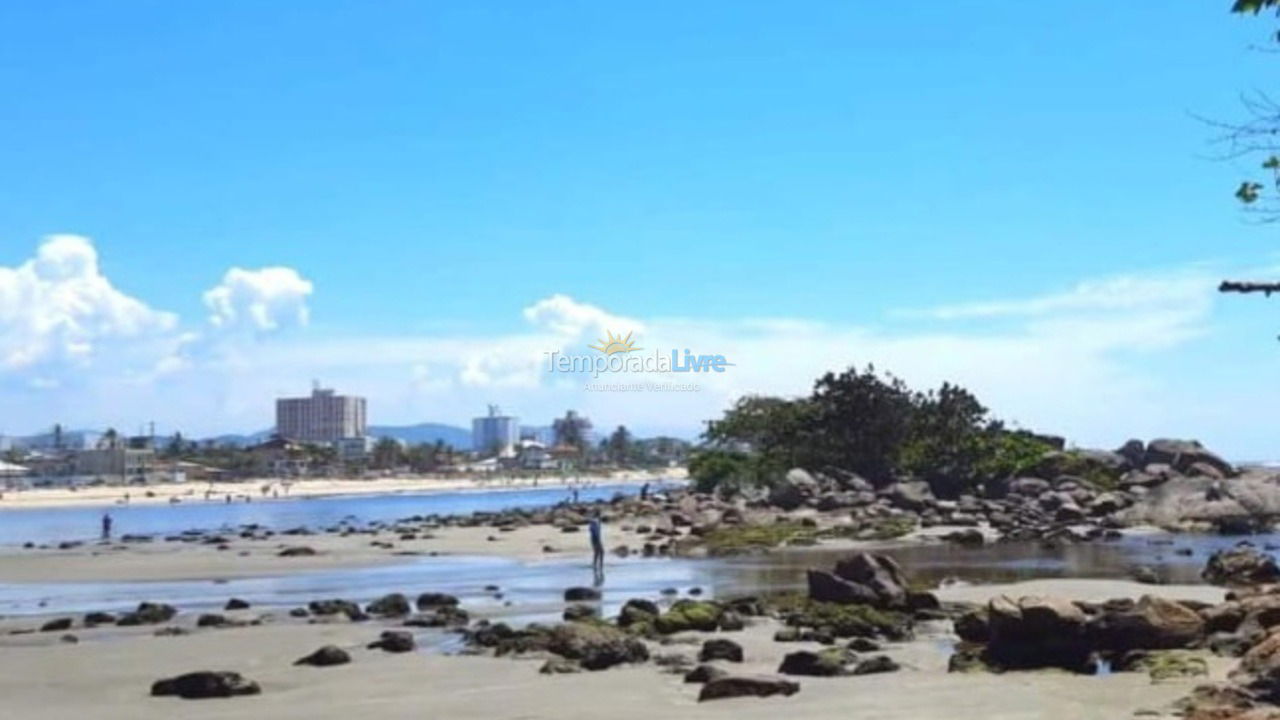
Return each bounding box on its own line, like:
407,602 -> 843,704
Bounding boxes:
366,593 -> 411,617
368,630 -> 415,653
151,671 -> 261,699
778,649 -> 848,676
1089,595 -> 1204,651
1205,546 -> 1280,586
983,595 -> 1094,672
698,638 -> 743,663
545,622 -> 649,671
1145,438 -> 1236,478
117,602 -> 177,626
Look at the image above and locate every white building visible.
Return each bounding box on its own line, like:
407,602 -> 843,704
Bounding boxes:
472,405 -> 519,458
276,385 -> 367,444
335,435 -> 376,463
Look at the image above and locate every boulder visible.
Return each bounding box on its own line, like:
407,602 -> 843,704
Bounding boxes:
1232,629 -> 1280,701
1203,546 -> 1280,586
617,598 -> 660,628
415,592 -> 460,610
117,602 -> 177,626
368,630 -> 415,653
546,622 -> 649,670
832,553 -> 908,608
563,604 -> 599,622
769,469 -> 819,510
698,675 -> 800,702
806,570 -> 878,605
684,664 -> 729,684
654,600 -> 722,634
984,595 -> 1094,672
698,638 -> 744,663
224,598 -> 251,611
886,481 -> 933,511
294,645 -> 352,667
564,587 -> 602,602
953,609 -> 990,643
778,649 -> 848,676
1145,438 -> 1235,478
150,671 -> 261,699
367,593 -> 411,617
308,599 -> 366,621
1089,595 -> 1204,651
40,618 -> 73,632
852,655 -> 900,675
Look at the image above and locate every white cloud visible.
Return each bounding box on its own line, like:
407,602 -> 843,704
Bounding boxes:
523,293 -> 641,337
0,235 -> 176,370
203,266 -> 313,332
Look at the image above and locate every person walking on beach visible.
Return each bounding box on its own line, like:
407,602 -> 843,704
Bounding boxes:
101,513 -> 113,540
588,511 -> 604,575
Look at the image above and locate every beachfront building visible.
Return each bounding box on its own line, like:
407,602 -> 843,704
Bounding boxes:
276,385 -> 367,444
335,435 -> 376,463
472,405 -> 519,458
72,446 -> 156,482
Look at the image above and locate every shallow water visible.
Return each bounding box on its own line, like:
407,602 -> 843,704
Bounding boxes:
2,529 -> 1275,620
0,482 -> 666,546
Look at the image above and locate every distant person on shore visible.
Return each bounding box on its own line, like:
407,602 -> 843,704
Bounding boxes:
589,511 -> 604,574
101,513 -> 112,540
640,482 -> 649,501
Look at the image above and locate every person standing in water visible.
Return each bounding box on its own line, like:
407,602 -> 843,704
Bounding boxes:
588,511 -> 604,575
101,513 -> 113,540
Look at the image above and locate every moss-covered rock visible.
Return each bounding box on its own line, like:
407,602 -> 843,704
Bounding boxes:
654,600 -> 723,634
1113,650 -> 1208,682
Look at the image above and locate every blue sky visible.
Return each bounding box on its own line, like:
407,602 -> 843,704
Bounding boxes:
2,2 -> 1280,458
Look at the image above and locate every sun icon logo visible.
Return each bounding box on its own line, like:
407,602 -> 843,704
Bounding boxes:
589,330 -> 641,355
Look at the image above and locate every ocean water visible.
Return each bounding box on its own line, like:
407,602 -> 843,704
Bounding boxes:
0,482 -> 668,547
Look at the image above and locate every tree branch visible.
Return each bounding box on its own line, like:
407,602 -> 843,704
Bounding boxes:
1220,280 -> 1280,295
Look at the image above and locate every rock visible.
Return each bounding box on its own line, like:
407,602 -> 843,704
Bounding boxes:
617,598 -> 660,628
84,611 -> 116,626
1089,595 -> 1204,651
806,569 -> 878,605
367,593 -> 411,617
684,664 -> 729,684
563,604 -> 599,622
698,675 -> 800,702
150,671 -> 261,699
277,546 -> 317,557
117,602 -> 177,626
1009,477 -> 1051,497
308,599 -> 366,621
851,655 -> 900,675
294,645 -> 352,667
1113,649 -> 1208,681
984,595 -> 1094,672
196,614 -> 228,628
40,618 -> 73,632
415,592 -> 459,610
224,598 -> 250,611
778,649 -> 848,677
1145,438 -> 1235,478
886,481 -> 934,511
847,637 -> 882,652
831,553 -> 908,608
718,611 -> 746,632
1131,566 -> 1161,585
943,528 -> 984,546
564,586 -> 601,602
546,622 -> 649,670
539,658 -> 581,674
368,630 -> 415,653
953,609 -> 990,643
654,600 -> 722,634
699,638 -> 744,663
769,468 -> 819,510
1203,546 -> 1280,586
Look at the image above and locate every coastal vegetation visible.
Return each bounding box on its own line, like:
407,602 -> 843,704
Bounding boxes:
691,365 -> 1066,499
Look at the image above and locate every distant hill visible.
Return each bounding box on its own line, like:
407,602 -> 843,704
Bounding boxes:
201,430 -> 272,447
369,423 -> 471,449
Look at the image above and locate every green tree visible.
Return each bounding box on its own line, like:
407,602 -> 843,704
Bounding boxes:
607,425 -> 632,465
371,437 -> 403,470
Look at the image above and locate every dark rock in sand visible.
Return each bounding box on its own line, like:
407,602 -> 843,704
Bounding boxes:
415,592 -> 460,610
308,599 -> 367,621
698,638 -> 744,663
117,602 -> 177,626
84,611 -> 116,626
196,614 -> 228,628
367,593 -> 412,617
563,604 -> 598,622
698,675 -> 800,702
368,630 -> 415,653
294,645 -> 352,667
224,598 -> 250,611
545,622 -> 649,671
778,649 -> 848,677
684,663 -> 729,684
150,671 -> 261,699
277,546 -> 317,557
40,618 -> 73,632
852,655 -> 900,675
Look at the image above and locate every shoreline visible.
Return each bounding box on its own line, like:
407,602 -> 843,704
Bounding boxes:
0,468 -> 686,512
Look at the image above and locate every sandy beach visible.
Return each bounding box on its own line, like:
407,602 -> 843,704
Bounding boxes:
0,576 -> 1229,720
0,468 -> 684,510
